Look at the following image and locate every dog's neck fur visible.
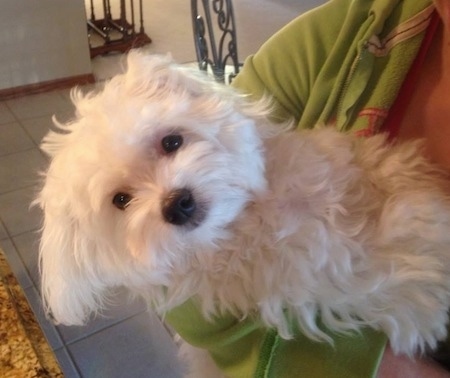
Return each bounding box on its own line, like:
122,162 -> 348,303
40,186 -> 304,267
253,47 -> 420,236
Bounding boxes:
157,127 -> 450,352
160,129 -> 385,337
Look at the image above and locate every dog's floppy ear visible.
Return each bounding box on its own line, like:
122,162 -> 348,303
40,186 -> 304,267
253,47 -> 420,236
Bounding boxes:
38,209 -> 105,325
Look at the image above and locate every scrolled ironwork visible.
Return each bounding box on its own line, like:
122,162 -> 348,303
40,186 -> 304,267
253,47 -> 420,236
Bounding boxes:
191,0 -> 241,83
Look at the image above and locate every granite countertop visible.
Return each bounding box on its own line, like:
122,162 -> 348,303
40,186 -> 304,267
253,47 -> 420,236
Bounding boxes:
0,249 -> 63,378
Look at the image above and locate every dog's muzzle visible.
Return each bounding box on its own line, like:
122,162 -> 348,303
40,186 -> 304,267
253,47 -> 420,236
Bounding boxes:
162,188 -> 198,226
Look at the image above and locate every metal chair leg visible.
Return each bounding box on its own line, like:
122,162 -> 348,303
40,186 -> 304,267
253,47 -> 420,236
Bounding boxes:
191,0 -> 241,83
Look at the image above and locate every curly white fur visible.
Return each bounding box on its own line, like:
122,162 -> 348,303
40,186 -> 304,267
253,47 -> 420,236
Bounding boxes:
36,52 -> 450,364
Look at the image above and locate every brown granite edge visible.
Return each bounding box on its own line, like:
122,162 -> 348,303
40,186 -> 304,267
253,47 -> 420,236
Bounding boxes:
0,248 -> 63,377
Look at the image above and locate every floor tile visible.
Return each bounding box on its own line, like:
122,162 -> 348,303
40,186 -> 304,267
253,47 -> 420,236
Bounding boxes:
0,122 -> 35,156
20,113 -> 72,147
6,91 -> 73,121
0,220 -> 8,240
13,233 -> 148,345
12,231 -> 41,287
56,88 -> 76,113
0,102 -> 16,124
91,54 -> 126,81
0,148 -> 46,193
57,288 -> 147,345
0,186 -> 43,236
19,116 -> 53,148
68,311 -> 183,378
0,238 -> 34,289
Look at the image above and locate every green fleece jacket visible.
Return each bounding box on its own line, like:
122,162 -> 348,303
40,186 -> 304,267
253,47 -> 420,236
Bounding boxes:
166,1 -> 439,377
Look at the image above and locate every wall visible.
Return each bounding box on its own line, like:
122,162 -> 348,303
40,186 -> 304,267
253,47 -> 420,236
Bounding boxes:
0,0 -> 92,91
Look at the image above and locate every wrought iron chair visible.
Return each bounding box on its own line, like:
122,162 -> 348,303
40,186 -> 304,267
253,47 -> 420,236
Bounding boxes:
191,0 -> 241,84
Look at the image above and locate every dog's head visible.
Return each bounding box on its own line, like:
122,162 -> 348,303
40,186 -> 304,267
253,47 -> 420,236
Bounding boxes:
36,52 -> 267,325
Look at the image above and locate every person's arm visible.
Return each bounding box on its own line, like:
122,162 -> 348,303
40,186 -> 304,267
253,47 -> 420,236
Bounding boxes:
378,344 -> 450,377
231,1 -> 450,376
232,0 -> 352,124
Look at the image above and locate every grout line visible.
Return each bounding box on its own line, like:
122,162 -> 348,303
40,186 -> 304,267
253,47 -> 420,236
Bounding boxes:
62,310 -> 149,347
6,235 -> 39,290
53,345 -> 83,377
0,217 -> 12,241
0,145 -> 40,159
63,346 -> 84,378
0,170 -> 43,195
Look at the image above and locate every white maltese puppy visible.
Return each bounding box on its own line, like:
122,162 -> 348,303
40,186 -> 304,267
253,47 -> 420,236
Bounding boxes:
37,52 -> 450,373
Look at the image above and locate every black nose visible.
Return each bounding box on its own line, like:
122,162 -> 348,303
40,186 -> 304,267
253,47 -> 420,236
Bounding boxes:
162,188 -> 196,226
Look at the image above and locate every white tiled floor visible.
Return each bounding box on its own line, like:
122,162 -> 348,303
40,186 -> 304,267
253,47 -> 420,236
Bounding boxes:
0,1 -> 324,376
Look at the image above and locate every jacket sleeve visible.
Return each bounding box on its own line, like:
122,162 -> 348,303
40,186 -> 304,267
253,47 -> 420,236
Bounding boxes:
232,0 -> 356,125
165,299 -> 388,378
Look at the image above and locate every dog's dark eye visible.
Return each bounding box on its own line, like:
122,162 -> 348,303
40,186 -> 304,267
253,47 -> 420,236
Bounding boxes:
162,134 -> 183,153
112,192 -> 132,210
